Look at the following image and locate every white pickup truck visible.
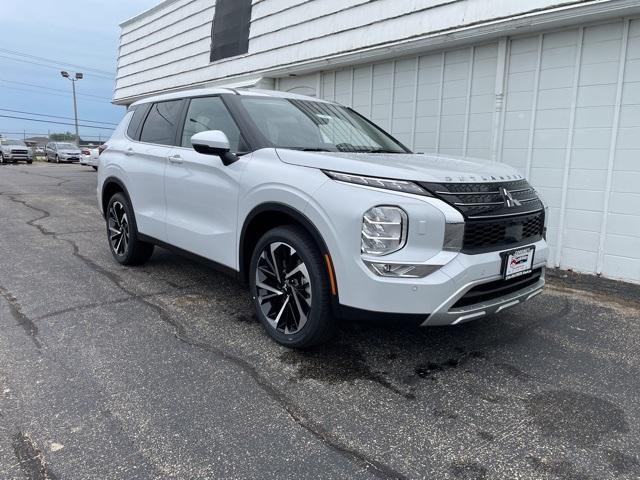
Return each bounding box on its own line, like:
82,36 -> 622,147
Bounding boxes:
0,139 -> 33,164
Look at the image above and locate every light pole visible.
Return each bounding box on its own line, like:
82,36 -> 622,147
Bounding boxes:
60,71 -> 83,144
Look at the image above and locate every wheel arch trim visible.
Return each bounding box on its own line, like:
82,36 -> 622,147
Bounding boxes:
238,202 -> 338,297
101,176 -> 133,219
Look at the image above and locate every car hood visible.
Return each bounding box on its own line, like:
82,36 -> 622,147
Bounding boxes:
275,150 -> 524,183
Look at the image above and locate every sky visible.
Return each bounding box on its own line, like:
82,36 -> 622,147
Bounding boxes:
0,0 -> 159,142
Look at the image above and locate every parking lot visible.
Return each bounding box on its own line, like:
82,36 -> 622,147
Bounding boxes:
0,163 -> 638,479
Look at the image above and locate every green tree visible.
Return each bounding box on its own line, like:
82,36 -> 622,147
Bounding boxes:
49,132 -> 76,141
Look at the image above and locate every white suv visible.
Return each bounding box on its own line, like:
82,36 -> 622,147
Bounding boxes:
97,88 -> 548,347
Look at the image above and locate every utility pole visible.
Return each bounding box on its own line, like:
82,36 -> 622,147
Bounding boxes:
60,71 -> 83,144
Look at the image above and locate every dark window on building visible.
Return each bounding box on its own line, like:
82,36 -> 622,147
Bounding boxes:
139,100 -> 183,146
210,0 -> 252,62
126,104 -> 150,140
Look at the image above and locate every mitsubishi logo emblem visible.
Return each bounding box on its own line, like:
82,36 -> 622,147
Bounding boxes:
500,187 -> 521,208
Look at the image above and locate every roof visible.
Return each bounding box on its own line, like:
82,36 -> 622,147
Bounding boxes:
120,0 -> 180,28
130,87 -> 335,107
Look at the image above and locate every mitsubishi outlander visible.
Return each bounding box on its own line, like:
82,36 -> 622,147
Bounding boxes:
97,88 -> 548,348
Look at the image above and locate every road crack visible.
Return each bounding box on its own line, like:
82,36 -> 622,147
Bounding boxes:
6,191 -> 409,479
11,432 -> 58,480
0,285 -> 41,349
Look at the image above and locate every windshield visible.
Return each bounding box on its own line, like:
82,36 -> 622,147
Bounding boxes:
238,97 -> 409,154
56,143 -> 78,149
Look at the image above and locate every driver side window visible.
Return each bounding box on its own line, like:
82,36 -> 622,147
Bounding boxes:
181,96 -> 242,152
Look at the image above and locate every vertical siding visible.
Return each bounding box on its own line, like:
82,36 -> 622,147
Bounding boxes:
605,18 -> 640,280
280,19 -> 640,283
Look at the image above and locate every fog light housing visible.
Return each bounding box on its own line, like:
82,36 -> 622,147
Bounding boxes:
361,206 -> 407,256
365,261 -> 440,278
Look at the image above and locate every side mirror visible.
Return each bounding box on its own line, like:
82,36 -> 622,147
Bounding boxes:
191,130 -> 238,166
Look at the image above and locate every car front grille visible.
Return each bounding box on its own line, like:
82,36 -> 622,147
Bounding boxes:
463,211 -> 545,252
11,149 -> 28,155
419,179 -> 545,254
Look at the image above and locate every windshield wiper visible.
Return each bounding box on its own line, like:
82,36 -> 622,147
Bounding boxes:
299,147 -> 332,152
358,148 -> 404,154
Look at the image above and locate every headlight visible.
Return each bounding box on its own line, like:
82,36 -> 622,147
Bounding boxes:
361,206 -> 407,256
325,171 -> 429,196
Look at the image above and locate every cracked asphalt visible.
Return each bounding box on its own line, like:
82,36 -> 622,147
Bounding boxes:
0,163 -> 639,480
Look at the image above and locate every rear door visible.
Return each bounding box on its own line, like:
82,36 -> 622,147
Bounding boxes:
128,99 -> 184,241
164,95 -> 245,267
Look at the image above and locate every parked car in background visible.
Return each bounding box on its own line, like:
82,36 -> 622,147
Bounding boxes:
45,142 -> 82,163
0,139 -> 33,164
34,147 -> 45,156
80,146 -> 99,170
98,88 -> 549,348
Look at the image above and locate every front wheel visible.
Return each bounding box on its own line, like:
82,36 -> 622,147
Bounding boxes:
249,226 -> 335,348
0,153 -> 4,164
106,192 -> 154,265
55,155 -> 60,164
92,166 -> 98,171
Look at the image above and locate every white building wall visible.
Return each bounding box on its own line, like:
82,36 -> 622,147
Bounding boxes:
115,0 -> 635,104
115,0 -> 640,283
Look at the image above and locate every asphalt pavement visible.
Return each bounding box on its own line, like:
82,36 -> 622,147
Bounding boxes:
0,163 -> 639,480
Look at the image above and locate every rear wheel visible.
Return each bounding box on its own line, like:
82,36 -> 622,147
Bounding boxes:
249,226 -> 335,348
106,192 -> 154,265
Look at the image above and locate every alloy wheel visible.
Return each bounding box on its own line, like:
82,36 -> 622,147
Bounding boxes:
255,241 -> 312,335
108,201 -> 130,256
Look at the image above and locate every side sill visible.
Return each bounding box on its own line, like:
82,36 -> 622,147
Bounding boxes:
138,234 -> 240,281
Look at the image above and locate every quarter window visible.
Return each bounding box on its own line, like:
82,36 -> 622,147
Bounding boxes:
139,100 -> 183,146
127,105 -> 150,140
181,96 -> 242,152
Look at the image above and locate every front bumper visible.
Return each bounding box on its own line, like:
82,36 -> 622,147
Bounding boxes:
334,238 -> 549,325
422,267 -> 545,326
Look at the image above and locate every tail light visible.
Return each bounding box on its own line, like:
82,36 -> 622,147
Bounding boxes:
81,149 -> 91,155
98,144 -> 108,155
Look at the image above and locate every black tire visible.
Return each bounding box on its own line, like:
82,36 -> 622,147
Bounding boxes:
0,153 -> 4,164
27,160 -> 32,164
249,225 -> 335,348
106,192 -> 154,266
92,166 -> 98,171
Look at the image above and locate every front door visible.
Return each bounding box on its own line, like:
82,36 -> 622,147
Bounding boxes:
164,96 -> 245,269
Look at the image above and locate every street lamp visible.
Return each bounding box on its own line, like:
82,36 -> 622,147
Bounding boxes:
60,71 -> 83,144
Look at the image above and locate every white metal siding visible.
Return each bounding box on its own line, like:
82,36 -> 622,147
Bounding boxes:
281,19 -> 640,283
115,0 -> 619,103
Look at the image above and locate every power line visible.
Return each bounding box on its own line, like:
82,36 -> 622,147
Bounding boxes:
0,79 -> 112,100
0,114 -> 115,130
0,132 -> 108,137
0,48 -> 115,77
0,54 -> 114,80
0,85 -> 111,104
0,108 -> 118,126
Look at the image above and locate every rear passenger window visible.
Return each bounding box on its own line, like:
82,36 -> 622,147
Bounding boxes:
181,96 -> 242,152
139,100 -> 183,146
126,105 -> 149,140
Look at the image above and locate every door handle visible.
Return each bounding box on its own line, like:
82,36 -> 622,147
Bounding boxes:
168,155 -> 183,164
125,147 -> 134,156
